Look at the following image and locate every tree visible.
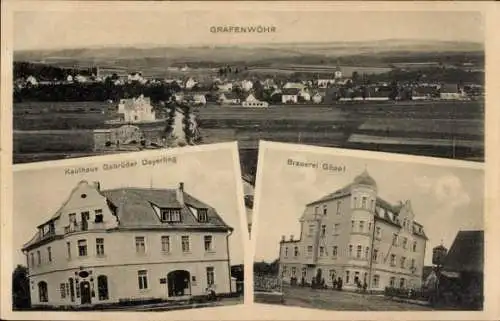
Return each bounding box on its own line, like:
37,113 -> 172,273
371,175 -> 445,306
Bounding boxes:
12,265 -> 31,310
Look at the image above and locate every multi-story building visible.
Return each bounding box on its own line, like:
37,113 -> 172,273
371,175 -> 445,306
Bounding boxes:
278,170 -> 427,291
22,180 -> 234,307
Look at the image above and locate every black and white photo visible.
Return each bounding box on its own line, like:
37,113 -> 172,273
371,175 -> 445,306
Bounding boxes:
253,142 -> 484,312
9,143 -> 246,315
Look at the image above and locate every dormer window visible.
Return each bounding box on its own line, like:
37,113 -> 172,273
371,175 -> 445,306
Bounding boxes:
198,209 -> 208,222
161,208 -> 181,222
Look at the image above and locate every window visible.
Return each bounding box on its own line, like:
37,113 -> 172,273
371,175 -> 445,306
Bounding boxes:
291,267 -> 297,276
368,222 -> 372,231
314,206 -> 319,214
69,278 -> 75,301
359,221 -> 365,232
370,199 -> 374,210
372,249 -> 378,262
161,236 -> 170,252
411,259 -> 416,270
94,209 -> 103,223
97,275 -> 109,300
365,247 -> 370,259
345,271 -> 350,284
336,201 -> 341,214
333,223 -> 340,234
301,267 -> 307,277
354,271 -> 360,284
376,227 -> 382,239
389,277 -> 396,287
137,270 -> 148,290
400,278 -> 406,288
81,211 -> 89,231
47,247 -> 52,263
161,209 -> 181,222
353,197 -> 357,208
307,246 -> 313,254
308,225 -> 314,236
282,265 -> 287,276
37,251 -> 41,265
400,257 -> 406,268
38,281 -> 48,302
362,197 -> 367,209
60,283 -> 66,299
182,236 -> 190,252
135,236 -> 146,253
66,242 -> 71,259
323,205 -> 327,215
321,225 -> 326,237
198,209 -> 208,222
69,213 -> 76,226
204,235 -> 213,251
206,267 -> 215,286
96,238 -> 105,256
294,246 -> 299,257
412,241 -> 417,252
402,237 -> 408,249
372,274 -> 380,288
390,254 -> 396,266
284,247 -> 288,257
392,234 -> 398,246
349,245 -> 353,257
30,253 -> 34,267
351,220 -> 355,230
356,245 -> 362,258
78,240 -> 87,257
319,246 -> 325,256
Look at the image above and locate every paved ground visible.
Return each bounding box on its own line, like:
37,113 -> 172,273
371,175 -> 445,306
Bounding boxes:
115,296 -> 243,311
257,286 -> 433,311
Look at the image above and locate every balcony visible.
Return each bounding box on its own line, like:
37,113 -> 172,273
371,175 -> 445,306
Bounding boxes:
64,224 -> 88,234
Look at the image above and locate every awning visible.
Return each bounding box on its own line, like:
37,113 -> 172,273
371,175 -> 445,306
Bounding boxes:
441,271 -> 460,278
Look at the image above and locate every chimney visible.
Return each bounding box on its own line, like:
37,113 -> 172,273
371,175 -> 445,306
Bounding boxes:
281,235 -> 286,242
176,182 -> 185,206
93,181 -> 101,191
290,235 -> 294,241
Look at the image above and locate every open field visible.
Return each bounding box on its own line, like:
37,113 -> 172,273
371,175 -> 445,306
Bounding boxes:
13,100 -> 484,167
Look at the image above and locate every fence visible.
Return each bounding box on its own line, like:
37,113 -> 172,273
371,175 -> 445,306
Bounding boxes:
254,274 -> 283,293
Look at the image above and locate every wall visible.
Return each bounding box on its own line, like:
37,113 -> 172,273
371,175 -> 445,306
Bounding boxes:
29,260 -> 230,306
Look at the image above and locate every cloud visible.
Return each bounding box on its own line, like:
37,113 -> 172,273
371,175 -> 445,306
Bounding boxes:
433,174 -> 471,208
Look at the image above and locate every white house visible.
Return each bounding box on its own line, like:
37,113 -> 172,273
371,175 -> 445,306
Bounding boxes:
66,75 -> 74,83
117,95 -> 156,123
312,93 -> 323,104
26,75 -> 38,86
299,90 -> 311,102
128,72 -> 147,84
217,83 -> 233,93
185,78 -> 197,90
283,82 -> 306,90
22,181 -> 234,307
242,93 -> 269,108
240,80 -> 254,92
334,66 -> 343,79
281,88 -> 301,104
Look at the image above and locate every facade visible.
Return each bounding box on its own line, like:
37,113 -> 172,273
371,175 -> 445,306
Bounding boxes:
117,95 -> 156,123
281,89 -> 300,104
278,170 -> 427,292
242,94 -> 269,108
22,181 -> 234,307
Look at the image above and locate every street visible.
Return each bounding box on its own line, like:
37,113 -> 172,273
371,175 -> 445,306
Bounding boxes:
257,286 -> 434,311
108,297 -> 243,311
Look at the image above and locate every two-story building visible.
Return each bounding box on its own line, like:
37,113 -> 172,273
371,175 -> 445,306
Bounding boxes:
22,180 -> 234,307
278,170 -> 427,292
117,95 -> 156,123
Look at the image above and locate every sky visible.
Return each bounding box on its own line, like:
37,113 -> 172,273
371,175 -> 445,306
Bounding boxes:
12,147 -> 246,269
13,9 -> 484,50
253,147 -> 484,266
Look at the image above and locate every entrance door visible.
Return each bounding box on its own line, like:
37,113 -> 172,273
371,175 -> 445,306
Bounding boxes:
80,281 -> 91,304
167,270 -> 191,297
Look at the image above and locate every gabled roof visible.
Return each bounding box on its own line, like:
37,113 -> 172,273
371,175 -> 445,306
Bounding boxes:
282,88 -> 301,95
102,188 -> 231,229
443,230 -> 484,273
